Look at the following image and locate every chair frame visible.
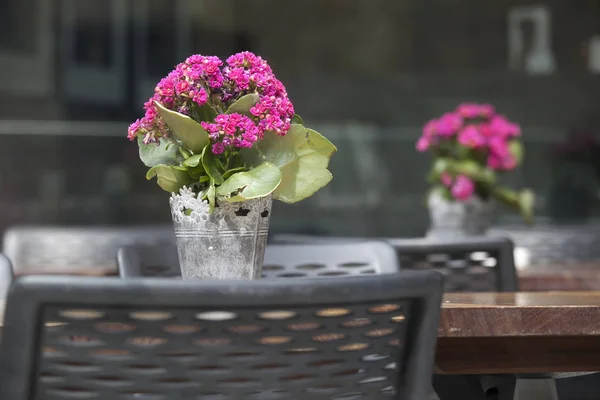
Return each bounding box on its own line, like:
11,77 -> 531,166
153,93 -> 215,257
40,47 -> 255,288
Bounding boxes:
272,234 -> 519,292
0,271 -> 443,400
388,236 -> 519,292
118,241 -> 400,278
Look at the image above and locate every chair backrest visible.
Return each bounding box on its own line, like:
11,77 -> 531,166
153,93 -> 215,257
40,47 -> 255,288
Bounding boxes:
0,272 -> 444,400
0,252 -> 14,299
118,241 -> 399,279
271,234 -> 518,292
2,226 -> 175,275
389,237 -> 518,292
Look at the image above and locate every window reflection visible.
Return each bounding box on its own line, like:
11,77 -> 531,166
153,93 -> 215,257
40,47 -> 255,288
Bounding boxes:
0,0 -> 600,237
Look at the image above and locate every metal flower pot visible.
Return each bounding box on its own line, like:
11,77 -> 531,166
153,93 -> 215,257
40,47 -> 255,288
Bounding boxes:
427,190 -> 492,237
170,188 -> 272,280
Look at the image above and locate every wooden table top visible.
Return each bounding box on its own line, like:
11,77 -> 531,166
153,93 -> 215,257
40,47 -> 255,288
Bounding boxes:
437,291 -> 600,374
440,291 -> 600,338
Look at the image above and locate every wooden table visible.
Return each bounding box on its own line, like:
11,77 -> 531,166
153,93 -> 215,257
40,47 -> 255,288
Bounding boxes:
518,263 -> 600,291
437,291 -> 600,374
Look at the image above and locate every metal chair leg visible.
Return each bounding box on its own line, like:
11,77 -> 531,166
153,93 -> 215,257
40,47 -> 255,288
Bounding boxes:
514,377 -> 559,400
433,375 -> 486,400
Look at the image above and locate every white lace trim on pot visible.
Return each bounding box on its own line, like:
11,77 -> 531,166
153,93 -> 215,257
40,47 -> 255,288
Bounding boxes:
169,186 -> 272,225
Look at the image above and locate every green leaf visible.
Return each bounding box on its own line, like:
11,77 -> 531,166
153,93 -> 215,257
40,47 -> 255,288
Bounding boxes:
518,189 -> 535,225
509,140 -> 524,164
492,187 -> 535,225
207,179 -> 216,213
138,136 -> 183,168
223,166 -> 248,180
216,162 -> 282,202
225,93 -> 260,116
183,154 -> 203,168
154,101 -> 209,153
453,160 -> 495,184
292,114 -> 304,125
146,165 -> 193,193
251,125 -> 336,203
192,103 -> 218,123
429,158 -> 450,180
201,145 -> 224,185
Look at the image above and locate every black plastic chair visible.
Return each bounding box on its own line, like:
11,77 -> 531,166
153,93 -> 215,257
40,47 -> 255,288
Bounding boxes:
0,271 -> 444,400
118,242 -> 399,279
271,235 -> 518,292
387,237 -> 518,292
0,252 -> 14,299
2,225 -> 175,275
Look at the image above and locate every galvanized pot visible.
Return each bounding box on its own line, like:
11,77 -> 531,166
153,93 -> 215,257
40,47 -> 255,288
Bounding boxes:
427,191 -> 492,237
169,187 -> 272,280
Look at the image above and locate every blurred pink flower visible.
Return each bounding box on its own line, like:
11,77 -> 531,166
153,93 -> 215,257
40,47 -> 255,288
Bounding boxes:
440,172 -> 453,187
489,136 -> 510,158
457,103 -> 496,119
416,136 -> 431,152
451,175 -> 475,201
489,115 -> 521,138
458,125 -> 486,149
436,112 -> 463,137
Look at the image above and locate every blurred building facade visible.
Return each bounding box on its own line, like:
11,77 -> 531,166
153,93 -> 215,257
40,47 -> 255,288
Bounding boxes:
1,0 -> 600,237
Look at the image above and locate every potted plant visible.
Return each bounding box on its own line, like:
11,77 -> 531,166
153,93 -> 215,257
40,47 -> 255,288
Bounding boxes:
416,103 -> 534,236
128,52 -> 336,279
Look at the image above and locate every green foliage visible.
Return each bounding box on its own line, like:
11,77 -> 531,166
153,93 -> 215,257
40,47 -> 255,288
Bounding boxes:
201,145 -> 224,185
146,165 -> 193,193
216,162 -> 282,202
138,136 -> 183,168
491,187 -> 535,225
225,93 -> 260,116
155,101 -> 209,153
509,140 -> 524,164
137,109 -> 336,213
253,125 -> 336,203
291,114 -> 304,125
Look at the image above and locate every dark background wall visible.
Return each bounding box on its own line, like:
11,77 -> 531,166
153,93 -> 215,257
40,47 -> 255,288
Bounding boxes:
1,0 -> 599,237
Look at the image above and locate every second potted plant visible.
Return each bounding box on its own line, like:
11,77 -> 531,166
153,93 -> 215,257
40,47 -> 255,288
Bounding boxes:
417,103 -> 534,236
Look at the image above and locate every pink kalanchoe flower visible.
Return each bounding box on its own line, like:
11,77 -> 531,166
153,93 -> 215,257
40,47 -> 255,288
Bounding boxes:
488,136 -> 510,158
451,175 -> 475,201
489,115 -> 521,138
127,119 -> 142,141
456,103 -> 496,119
456,103 -> 482,119
423,119 -> 437,137
436,112 -> 463,137
480,104 -> 495,118
191,88 -> 208,106
175,81 -> 190,95
227,67 -> 250,90
211,142 -> 225,155
440,172 -> 453,187
458,124 -> 486,149
416,136 -> 431,152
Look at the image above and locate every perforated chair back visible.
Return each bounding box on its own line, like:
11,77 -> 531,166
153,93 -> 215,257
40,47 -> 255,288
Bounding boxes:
118,242 -> 399,279
3,226 -> 175,275
0,252 -> 14,299
272,234 -> 518,292
389,237 -> 518,292
0,272 -> 444,400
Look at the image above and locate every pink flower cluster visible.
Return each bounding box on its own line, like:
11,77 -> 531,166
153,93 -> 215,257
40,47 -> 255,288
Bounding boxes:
202,113 -> 260,155
417,103 -> 521,172
440,173 -> 475,202
128,52 -> 295,153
